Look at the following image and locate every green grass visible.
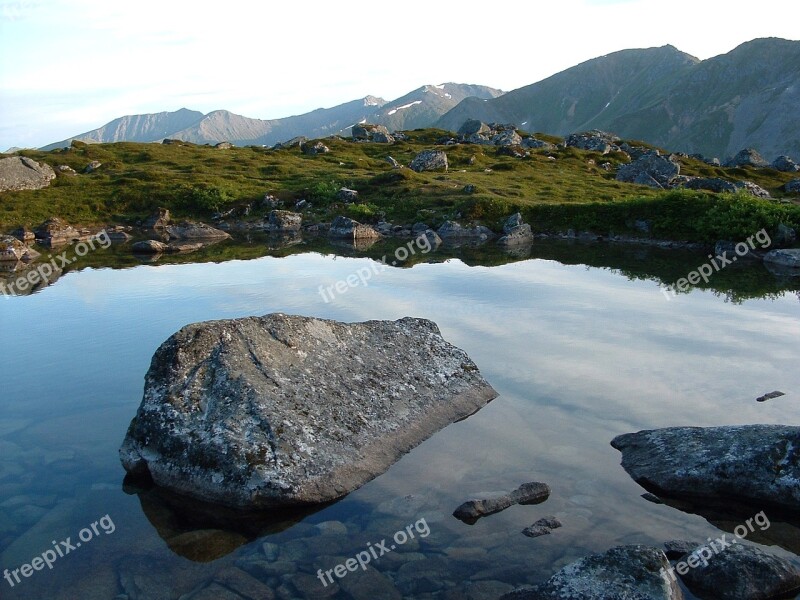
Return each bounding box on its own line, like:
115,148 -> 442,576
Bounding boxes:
1,130 -> 798,243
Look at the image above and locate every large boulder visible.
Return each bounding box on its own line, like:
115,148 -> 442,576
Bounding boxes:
726,148 -> 769,168
500,545 -> 682,600
410,150 -> 448,172
0,236 -> 40,262
677,543 -> 800,600
785,179 -> 800,194
733,180 -> 771,198
616,152 -> 680,188
0,156 -> 56,192
611,426 -> 800,511
119,314 -> 497,508
165,221 -> 231,241
771,155 -> 799,172
328,215 -> 381,240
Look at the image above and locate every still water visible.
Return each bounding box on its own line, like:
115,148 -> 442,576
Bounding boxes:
1,239 -> 799,599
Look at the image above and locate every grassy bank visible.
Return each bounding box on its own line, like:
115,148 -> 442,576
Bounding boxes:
2,129 -> 798,243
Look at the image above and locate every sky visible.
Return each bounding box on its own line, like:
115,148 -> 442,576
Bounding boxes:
1,0 -> 798,149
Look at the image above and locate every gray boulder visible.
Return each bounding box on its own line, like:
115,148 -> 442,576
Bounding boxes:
678,543 -> 800,600
143,207 -> 171,230
352,123 -> 391,141
683,177 -> 739,194
771,155 -> 799,172
437,221 -> 495,241
120,314 -> 497,508
410,150 -> 448,172
328,215 -> 381,240
84,160 -> 102,173
0,236 -> 40,262
498,213 -> 533,247
497,145 -> 528,158
132,240 -> 168,254
611,426 -> 800,511
272,136 -> 307,150
733,180 -> 771,198
522,138 -> 556,151
492,130 -> 522,147
616,152 -> 680,188
500,545 -> 682,600
453,482 -> 550,524
301,141 -> 330,155
214,142 -> 233,150
268,210 -> 302,233
34,217 -> 83,247
0,156 -> 56,192
166,221 -> 231,241
56,164 -> 77,175
764,249 -> 800,269
458,120 -> 490,137
726,148 -> 769,168
337,188 -> 359,203
565,130 -> 620,154
371,131 -> 395,144
784,179 -> 800,194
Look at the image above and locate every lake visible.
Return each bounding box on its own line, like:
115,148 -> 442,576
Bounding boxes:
1,236 -> 799,599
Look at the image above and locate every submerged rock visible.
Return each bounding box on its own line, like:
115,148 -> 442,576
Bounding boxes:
0,156 -> 56,192
611,425 -> 800,511
120,314 -> 497,508
500,545 -> 682,600
522,516 -> 562,538
676,543 -> 800,600
453,482 -> 550,524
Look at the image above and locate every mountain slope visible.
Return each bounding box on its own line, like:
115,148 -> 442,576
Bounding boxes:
41,108 -> 204,150
437,38 -> 800,159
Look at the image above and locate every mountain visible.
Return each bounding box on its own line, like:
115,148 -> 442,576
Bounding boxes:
42,108 -> 204,150
437,38 -> 800,160
363,83 -> 503,132
40,84 -> 501,149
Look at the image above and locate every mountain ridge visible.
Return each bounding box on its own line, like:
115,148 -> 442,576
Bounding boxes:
37,38 -> 799,160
